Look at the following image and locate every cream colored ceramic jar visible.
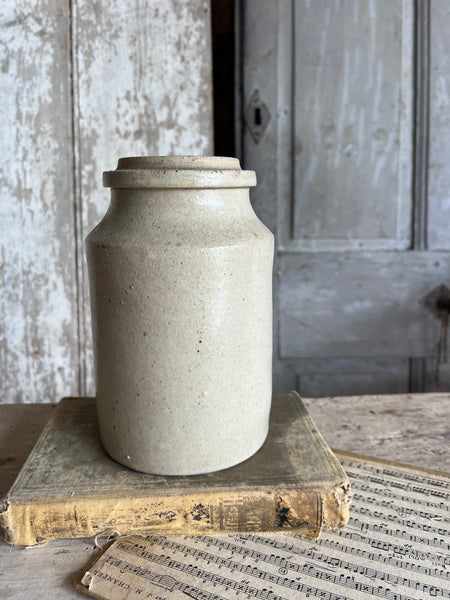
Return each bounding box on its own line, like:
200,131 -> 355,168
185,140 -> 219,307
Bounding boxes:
86,156 -> 274,475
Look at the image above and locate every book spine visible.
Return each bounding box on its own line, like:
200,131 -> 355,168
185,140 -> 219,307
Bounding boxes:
0,486 -> 351,546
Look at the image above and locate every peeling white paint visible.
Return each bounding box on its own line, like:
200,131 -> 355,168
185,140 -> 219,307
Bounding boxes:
0,0 -> 77,403
0,0 -> 212,403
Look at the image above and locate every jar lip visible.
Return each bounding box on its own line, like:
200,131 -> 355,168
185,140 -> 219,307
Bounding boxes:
117,156 -> 240,170
103,155 -> 257,189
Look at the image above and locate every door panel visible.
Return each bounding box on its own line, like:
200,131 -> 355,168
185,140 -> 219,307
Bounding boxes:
292,0 -> 412,250
279,251 -> 447,359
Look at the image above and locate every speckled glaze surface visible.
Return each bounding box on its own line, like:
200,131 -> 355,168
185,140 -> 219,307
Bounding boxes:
86,156 -> 274,475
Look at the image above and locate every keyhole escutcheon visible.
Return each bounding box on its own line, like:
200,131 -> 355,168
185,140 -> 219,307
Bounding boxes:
244,90 -> 271,144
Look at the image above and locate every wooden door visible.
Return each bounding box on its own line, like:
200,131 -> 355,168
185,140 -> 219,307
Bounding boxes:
241,0 -> 450,395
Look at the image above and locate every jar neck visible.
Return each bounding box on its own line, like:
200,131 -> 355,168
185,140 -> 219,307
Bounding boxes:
108,187 -> 255,221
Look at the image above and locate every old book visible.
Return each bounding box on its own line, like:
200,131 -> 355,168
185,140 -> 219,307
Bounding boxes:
0,392 -> 350,546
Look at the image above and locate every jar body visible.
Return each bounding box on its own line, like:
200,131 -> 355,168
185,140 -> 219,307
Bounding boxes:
86,157 -> 274,475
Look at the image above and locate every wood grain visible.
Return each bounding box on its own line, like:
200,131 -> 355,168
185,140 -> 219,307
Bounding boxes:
0,0 -> 79,403
303,393 -> 450,472
0,0 -> 213,403
279,250 -> 450,358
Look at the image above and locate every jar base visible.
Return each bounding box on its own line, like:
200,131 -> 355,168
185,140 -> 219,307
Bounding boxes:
100,426 -> 270,476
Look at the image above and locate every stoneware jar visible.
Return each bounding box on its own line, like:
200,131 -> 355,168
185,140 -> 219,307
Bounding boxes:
86,156 -> 274,475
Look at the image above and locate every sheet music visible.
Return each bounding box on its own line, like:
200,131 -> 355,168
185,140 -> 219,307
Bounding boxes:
79,457 -> 450,600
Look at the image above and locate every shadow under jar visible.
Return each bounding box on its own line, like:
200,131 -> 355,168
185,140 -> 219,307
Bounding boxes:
86,156 -> 274,475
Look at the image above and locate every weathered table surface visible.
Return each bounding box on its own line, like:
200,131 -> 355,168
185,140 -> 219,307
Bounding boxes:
1,393 -> 449,599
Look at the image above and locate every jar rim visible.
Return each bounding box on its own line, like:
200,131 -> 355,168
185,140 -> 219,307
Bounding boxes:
117,156 -> 240,170
103,155 -> 257,189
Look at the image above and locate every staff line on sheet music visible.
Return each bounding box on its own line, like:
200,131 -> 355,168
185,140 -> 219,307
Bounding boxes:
350,502 -> 447,530
105,553 -> 351,600
230,535 -> 449,580
98,558 -> 234,600
344,468 -> 450,502
354,482 -> 448,511
145,534 -> 449,591
344,462 -> 450,490
119,539 -> 448,599
345,516 -> 449,549
351,491 -> 446,520
348,511 -> 449,540
343,463 -> 450,509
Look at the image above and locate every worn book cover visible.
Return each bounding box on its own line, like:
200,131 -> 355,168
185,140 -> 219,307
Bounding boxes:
0,392 -> 351,546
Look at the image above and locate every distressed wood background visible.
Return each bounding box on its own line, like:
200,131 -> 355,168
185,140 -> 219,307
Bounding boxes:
5,0 -> 450,403
0,0 -> 212,403
242,0 -> 450,395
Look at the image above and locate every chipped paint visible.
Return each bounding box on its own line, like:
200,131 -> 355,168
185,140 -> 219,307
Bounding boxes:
0,0 -> 212,403
0,0 -> 77,403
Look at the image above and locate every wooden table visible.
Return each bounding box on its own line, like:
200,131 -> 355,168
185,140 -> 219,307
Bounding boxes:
1,393 -> 449,599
